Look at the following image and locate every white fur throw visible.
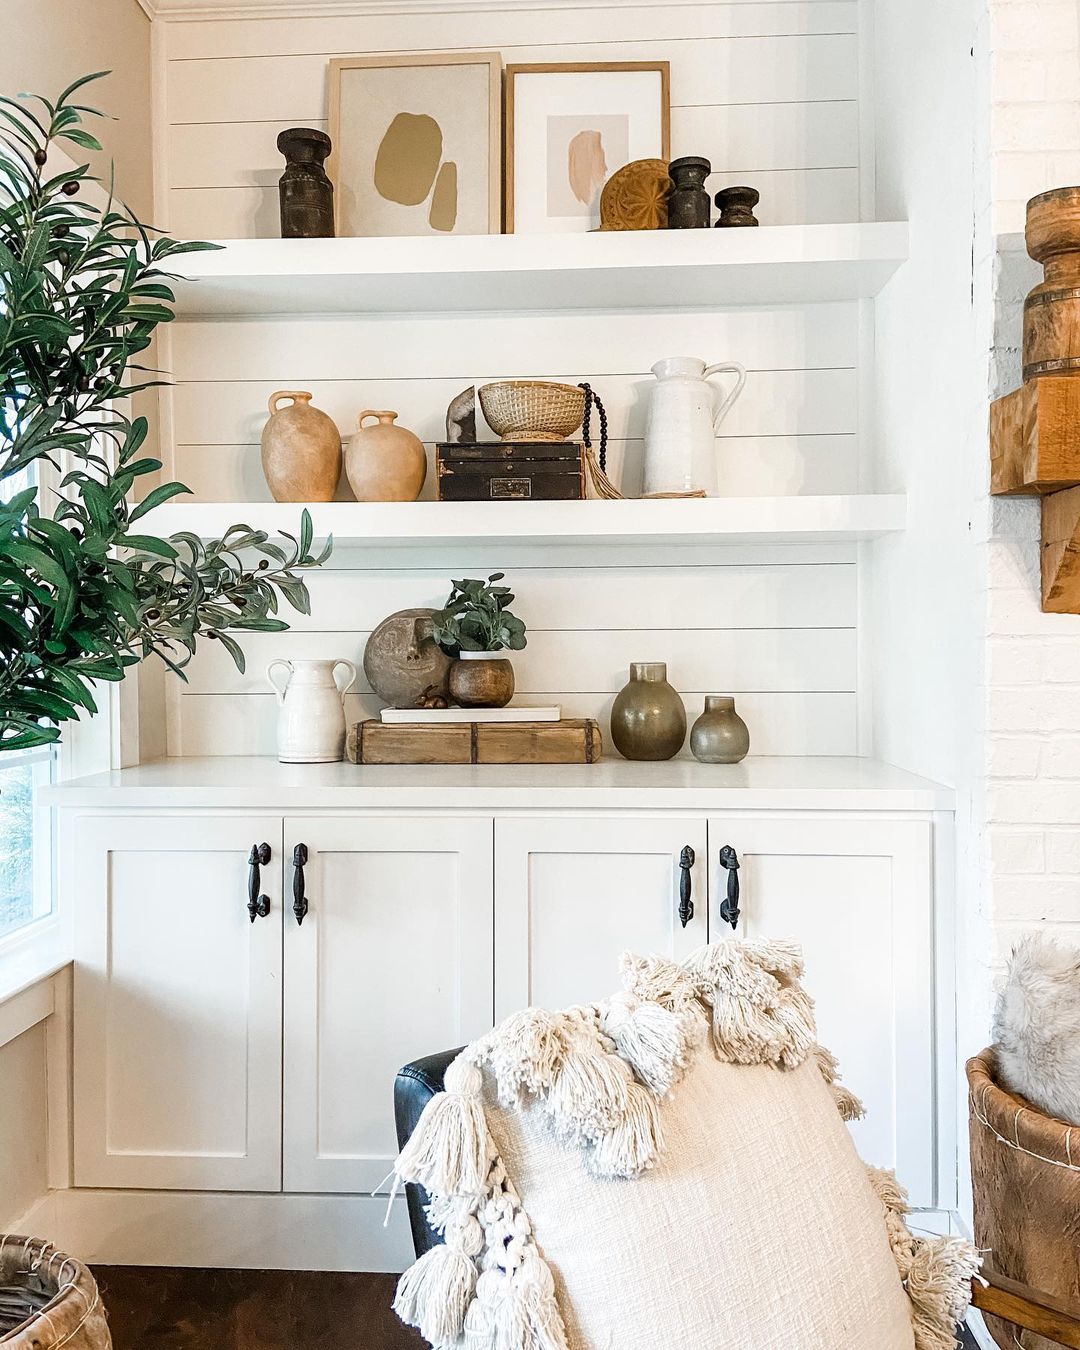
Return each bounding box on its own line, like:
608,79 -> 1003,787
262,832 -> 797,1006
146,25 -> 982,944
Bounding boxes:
994,932 -> 1080,1126
392,940 -> 978,1350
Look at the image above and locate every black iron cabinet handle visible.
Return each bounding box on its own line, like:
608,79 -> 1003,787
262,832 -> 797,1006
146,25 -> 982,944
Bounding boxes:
292,843 -> 309,925
718,845 -> 741,930
247,842 -> 271,923
678,845 -> 695,928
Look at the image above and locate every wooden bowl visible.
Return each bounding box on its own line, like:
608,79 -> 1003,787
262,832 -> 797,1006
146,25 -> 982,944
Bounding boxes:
479,381 -> 585,442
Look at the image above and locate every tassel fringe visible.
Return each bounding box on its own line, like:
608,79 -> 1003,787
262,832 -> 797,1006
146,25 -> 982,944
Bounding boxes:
394,1059 -> 490,1199
392,1240 -> 478,1344
866,1165 -> 979,1350
601,992 -> 695,1097
813,1044 -> 867,1121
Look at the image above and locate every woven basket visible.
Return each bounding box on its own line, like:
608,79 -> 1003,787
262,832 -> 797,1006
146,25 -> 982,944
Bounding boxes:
0,1237 -> 111,1347
479,381 -> 585,442
967,1049 -> 1080,1350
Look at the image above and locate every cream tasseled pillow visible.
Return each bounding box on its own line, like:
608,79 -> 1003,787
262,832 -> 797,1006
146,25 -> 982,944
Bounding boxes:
485,1051 -> 912,1350
392,941 -> 978,1350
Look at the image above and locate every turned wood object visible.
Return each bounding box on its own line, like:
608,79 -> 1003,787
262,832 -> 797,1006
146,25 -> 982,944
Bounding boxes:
1024,186 -> 1080,380
715,185 -> 760,227
598,159 -> 671,231
989,187 -> 1080,613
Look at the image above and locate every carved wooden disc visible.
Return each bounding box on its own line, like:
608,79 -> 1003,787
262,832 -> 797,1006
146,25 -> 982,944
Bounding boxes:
599,159 -> 672,232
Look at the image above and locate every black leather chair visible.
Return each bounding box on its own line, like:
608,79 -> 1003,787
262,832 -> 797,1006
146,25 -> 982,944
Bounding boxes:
393,1047 -> 462,1258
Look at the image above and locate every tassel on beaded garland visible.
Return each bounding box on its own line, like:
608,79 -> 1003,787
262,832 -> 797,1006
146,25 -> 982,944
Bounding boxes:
392,1238 -> 479,1345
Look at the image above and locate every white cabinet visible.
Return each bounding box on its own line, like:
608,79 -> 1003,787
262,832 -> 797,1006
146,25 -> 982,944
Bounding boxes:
65,791 -> 943,1254
495,816 -> 708,1017
72,815 -> 284,1191
707,815 -> 934,1205
282,816 -> 494,1192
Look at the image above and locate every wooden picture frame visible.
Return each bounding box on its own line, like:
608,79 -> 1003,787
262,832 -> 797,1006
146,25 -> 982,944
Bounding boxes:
504,62 -> 671,234
328,51 -> 502,237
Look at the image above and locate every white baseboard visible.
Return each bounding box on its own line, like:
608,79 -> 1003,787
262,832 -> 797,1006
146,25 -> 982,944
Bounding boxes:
6,1192 -> 58,1239
43,1189 -> 414,1272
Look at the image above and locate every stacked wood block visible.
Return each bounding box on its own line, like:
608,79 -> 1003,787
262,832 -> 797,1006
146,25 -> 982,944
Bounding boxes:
990,187 -> 1080,612
347,718 -> 603,765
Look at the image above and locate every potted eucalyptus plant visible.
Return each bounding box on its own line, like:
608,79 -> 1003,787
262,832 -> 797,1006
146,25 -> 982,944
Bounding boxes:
0,74 -> 330,752
431,572 -> 527,708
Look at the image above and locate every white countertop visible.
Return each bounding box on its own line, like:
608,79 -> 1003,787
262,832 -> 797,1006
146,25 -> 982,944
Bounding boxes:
42,756 -> 954,813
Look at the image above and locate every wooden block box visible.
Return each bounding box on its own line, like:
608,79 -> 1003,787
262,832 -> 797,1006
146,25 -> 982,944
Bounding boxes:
347,718 -> 603,765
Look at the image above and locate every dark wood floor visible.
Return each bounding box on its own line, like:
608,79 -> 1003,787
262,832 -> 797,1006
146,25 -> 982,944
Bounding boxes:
93,1268 -> 425,1350
94,1265 -> 982,1349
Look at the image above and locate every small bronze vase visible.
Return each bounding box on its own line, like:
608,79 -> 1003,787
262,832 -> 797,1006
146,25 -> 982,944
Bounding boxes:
714,185 -> 760,228
277,127 -> 335,239
449,652 -> 515,708
667,157 -> 712,229
690,695 -> 750,764
610,662 -> 686,760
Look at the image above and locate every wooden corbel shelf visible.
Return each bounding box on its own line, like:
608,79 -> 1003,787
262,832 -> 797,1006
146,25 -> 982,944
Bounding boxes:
989,186 -> 1080,613
991,376 -> 1080,613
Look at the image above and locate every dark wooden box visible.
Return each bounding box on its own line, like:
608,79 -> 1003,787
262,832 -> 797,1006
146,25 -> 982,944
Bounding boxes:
436,441 -> 585,501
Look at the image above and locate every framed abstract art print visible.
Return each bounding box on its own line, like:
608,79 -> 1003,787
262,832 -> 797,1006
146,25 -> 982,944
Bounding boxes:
328,51 -> 502,237
504,62 -> 670,233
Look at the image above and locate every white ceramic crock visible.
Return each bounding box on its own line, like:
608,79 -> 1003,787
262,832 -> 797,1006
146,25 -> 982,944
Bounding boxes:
642,357 -> 747,496
267,657 -> 356,763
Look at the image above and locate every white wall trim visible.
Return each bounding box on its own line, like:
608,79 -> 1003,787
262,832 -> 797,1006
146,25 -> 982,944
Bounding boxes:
150,0 -> 715,20
47,1190 -> 414,1271
136,0 -> 159,17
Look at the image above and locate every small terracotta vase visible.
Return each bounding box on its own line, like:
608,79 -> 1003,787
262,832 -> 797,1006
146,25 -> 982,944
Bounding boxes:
449,651 -> 515,708
610,661 -> 686,761
690,695 -> 750,763
261,391 -> 342,502
345,409 -> 427,502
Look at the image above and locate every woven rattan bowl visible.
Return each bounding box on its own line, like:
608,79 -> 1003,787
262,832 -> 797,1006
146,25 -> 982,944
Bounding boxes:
479,381 -> 585,442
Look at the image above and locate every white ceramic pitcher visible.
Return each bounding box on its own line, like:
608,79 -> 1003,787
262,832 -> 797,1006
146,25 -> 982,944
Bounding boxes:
267,658 -> 356,763
642,357 -> 747,497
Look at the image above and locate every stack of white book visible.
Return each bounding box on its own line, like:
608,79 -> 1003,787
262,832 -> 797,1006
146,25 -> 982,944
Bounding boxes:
380,705 -> 561,724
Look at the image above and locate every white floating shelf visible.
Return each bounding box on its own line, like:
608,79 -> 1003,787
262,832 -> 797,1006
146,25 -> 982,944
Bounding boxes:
143,495 -> 907,549
168,223 -> 909,318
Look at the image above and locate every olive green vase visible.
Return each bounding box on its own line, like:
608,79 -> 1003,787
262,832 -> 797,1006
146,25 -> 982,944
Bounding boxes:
690,695 -> 750,764
610,662 -> 686,761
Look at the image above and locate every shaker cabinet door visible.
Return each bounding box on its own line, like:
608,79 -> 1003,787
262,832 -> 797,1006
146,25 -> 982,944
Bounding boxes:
282,815 -> 494,1193
72,814 -> 284,1191
706,815 -> 935,1205
495,815 -> 708,1018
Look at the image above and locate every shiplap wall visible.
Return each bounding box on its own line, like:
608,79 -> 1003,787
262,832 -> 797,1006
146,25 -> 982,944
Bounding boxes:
158,2 -> 863,237
156,0 -> 868,757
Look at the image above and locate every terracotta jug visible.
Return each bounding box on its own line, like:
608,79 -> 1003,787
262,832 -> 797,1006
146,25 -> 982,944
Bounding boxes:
345,409 -> 427,502
260,391 -> 342,502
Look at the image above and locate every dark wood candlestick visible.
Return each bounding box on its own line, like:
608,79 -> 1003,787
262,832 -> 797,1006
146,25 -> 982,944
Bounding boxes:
714,185 -> 760,227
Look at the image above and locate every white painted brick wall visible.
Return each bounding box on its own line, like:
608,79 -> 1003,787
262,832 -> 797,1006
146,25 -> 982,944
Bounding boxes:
985,0 -> 1080,982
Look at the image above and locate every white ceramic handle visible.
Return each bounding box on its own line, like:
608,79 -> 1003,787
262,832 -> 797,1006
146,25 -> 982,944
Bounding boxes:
331,660 -> 357,701
267,659 -> 293,706
703,362 -> 747,432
